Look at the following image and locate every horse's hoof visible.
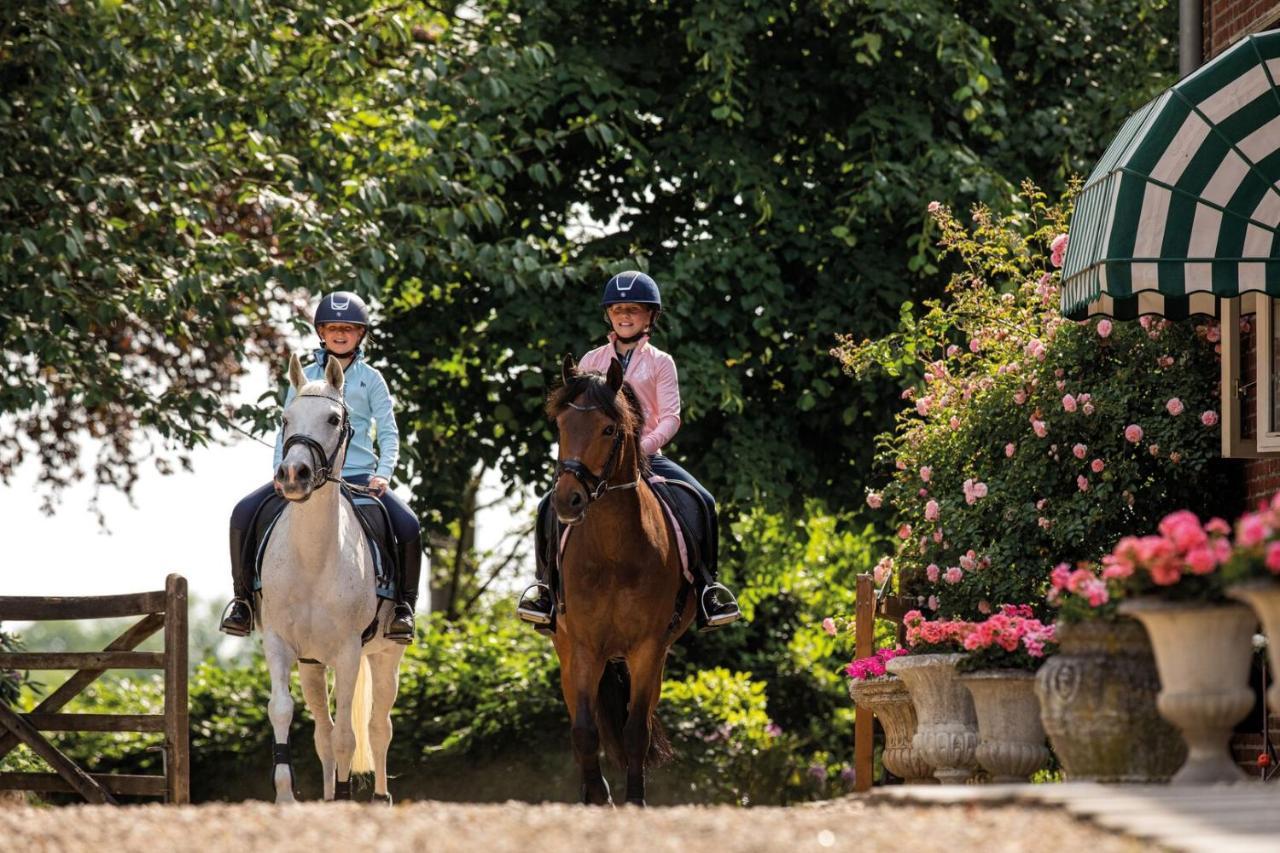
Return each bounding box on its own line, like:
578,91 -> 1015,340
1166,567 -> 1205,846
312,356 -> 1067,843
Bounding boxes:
372,792 -> 393,806
334,778 -> 352,801
625,798 -> 646,807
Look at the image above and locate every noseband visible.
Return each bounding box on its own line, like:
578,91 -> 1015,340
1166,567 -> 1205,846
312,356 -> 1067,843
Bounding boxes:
555,401 -> 638,505
280,393 -> 355,492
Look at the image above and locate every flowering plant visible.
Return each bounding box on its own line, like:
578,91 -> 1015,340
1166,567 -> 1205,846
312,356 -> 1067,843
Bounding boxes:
834,184 -> 1231,625
844,646 -> 911,682
902,605 -> 1056,671
1223,493 -> 1280,586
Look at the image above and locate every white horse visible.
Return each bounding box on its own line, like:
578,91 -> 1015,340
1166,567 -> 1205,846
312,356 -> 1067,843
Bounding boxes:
259,353 -> 407,804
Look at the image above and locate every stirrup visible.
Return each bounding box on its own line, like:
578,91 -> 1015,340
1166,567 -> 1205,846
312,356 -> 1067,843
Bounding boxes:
219,598 -> 252,637
699,582 -> 742,630
385,604 -> 414,644
516,583 -> 554,626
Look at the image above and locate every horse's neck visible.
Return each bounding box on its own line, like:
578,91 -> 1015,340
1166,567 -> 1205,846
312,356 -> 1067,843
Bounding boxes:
283,481 -> 344,562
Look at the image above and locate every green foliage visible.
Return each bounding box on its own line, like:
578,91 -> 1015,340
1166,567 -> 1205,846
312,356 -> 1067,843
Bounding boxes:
0,626 -> 32,707
834,187 -> 1235,624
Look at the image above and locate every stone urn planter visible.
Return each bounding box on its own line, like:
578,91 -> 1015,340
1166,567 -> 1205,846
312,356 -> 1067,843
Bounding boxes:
847,676 -> 937,784
1227,581 -> 1280,711
958,669 -> 1049,782
886,653 -> 978,783
1118,598 -> 1257,784
1035,619 -> 1185,782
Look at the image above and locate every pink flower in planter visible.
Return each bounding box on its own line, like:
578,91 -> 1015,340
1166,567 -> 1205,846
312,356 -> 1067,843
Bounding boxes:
1125,424 -> 1143,443
1073,443 -> 1087,459
1239,513 -> 1270,548
1267,542 -> 1280,574
1166,397 -> 1185,416
926,563 -> 940,582
924,500 -> 940,522
1201,410 -> 1219,427
1096,318 -> 1112,338
822,617 -> 837,636
1077,475 -> 1089,492
1184,546 -> 1217,575
1205,517 -> 1231,536
944,566 -> 963,584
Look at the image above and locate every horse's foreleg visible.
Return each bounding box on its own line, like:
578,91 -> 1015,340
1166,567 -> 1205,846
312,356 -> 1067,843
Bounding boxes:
564,648 -> 611,806
622,644 -> 666,807
329,644 -> 363,799
299,662 -> 335,800
264,633 -> 299,804
367,648 -> 404,804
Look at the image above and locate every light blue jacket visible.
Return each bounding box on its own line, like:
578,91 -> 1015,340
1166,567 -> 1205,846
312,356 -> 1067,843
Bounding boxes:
272,349 -> 400,482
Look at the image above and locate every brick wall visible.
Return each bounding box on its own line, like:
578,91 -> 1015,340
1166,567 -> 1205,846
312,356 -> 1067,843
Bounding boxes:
1204,0 -> 1280,58
1245,457 -> 1280,504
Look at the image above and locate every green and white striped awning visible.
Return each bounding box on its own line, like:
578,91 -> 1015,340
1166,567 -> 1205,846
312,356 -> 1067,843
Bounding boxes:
1062,30 -> 1280,320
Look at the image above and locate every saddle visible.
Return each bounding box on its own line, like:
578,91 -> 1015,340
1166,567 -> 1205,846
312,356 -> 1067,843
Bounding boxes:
248,487 -> 398,601
537,476 -> 707,619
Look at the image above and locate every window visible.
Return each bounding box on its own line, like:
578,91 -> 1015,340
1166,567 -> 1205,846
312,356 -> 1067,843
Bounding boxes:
1221,294 -> 1280,456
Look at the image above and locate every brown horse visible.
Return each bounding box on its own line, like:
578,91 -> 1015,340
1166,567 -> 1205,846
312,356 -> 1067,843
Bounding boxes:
546,354 -> 694,806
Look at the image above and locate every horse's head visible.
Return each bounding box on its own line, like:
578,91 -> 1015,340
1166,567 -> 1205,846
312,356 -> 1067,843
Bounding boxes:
275,353 -> 353,502
547,354 -> 644,525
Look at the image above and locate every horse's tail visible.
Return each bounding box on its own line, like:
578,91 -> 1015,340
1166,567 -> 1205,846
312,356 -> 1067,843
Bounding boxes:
351,656 -> 374,774
595,661 -> 674,770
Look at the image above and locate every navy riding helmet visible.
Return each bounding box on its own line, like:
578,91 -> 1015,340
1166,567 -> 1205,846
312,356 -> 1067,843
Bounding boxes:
601,271 -> 661,308
314,291 -> 370,328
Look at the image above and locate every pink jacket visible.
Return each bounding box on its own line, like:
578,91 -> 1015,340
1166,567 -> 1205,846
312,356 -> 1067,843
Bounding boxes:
578,334 -> 681,456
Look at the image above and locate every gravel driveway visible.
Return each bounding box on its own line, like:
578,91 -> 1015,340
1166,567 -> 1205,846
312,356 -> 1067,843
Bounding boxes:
1,796 -> 1152,852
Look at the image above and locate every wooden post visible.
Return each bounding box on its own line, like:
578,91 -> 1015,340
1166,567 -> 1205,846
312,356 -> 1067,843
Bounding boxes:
163,573 -> 189,805
853,573 -> 875,793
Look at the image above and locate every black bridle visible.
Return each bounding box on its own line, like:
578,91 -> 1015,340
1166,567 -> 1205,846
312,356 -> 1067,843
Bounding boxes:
554,401 -> 637,504
280,393 -> 355,492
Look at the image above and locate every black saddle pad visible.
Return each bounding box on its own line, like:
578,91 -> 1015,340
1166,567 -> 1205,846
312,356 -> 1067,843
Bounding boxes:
648,478 -> 709,574
250,490 -> 398,599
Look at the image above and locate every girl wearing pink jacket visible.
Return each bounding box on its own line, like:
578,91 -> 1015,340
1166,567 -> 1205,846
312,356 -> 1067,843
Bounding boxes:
517,271 -> 741,632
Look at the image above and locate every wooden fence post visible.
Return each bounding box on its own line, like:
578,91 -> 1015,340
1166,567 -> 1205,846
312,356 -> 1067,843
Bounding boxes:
163,573 -> 189,805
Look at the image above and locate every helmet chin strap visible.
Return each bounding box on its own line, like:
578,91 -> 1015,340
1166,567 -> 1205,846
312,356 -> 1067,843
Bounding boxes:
613,329 -> 648,344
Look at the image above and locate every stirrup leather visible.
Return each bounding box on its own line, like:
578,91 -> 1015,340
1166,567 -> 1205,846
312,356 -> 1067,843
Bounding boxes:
699,582 -> 741,628
516,583 -> 554,625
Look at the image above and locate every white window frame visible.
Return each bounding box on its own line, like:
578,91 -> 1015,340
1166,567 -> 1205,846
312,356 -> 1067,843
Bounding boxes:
1221,293 -> 1280,457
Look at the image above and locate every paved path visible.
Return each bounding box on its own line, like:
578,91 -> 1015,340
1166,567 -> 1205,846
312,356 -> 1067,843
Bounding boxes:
873,782 -> 1278,853
0,796 -> 1150,852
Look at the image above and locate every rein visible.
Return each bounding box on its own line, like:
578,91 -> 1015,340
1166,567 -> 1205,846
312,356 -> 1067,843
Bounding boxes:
280,393 -> 355,491
554,400 -> 638,504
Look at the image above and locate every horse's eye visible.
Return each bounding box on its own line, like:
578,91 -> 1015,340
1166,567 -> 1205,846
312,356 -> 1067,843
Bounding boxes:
328,414 -> 340,425
603,424 -> 615,436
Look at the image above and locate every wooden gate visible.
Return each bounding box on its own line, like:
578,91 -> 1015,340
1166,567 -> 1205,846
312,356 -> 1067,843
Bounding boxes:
0,573 -> 189,804
852,573 -> 911,792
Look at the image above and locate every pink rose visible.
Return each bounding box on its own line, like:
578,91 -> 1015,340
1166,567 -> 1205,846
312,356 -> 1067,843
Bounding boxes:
1125,424 -> 1143,444
949,416 -> 961,429
1050,233 -> 1069,268
1207,325 -> 1221,343
1201,410 -> 1219,427
1149,444 -> 1160,457
822,617 -> 837,636
927,201 -> 941,213
924,500 -> 940,522
1032,419 -> 1048,438
1005,442 -> 1016,458
933,528 -> 943,543
873,557 -> 894,585
1073,443 -> 1087,459
926,564 -> 940,582
927,595 -> 939,611
897,524 -> 912,540
1267,542 -> 1280,574
1062,394 -> 1077,413
1082,402 -> 1095,416
1091,458 -> 1105,473
969,338 -> 981,353
1077,475 -> 1089,492
944,567 -> 963,584
946,344 -> 960,358
1166,397 -> 1184,416
1096,318 -> 1112,338
920,466 -> 932,483
866,492 -> 883,509
1014,390 -> 1027,405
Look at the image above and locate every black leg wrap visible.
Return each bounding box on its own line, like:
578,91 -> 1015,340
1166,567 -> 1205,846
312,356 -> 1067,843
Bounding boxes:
335,778 -> 352,800
272,742 -> 292,765
372,792 -> 393,806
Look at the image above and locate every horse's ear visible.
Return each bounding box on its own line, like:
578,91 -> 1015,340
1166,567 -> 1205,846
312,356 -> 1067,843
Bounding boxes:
288,353 -> 306,391
606,357 -> 624,393
324,353 -> 345,392
561,353 -> 577,386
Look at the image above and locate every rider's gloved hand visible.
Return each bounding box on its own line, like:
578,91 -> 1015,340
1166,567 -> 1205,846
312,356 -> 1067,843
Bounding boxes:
368,476 -> 389,497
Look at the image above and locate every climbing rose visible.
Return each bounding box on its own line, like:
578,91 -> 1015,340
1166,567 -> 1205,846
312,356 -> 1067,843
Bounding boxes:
1091,458 -> 1105,473
924,500 -> 940,522
1073,443 -> 1087,459
822,617 -> 837,636
1005,442 -> 1016,458
920,466 -> 932,482
944,567 -> 963,584
1125,424 -> 1144,443
866,492 -> 883,509
1062,394 -> 1077,412
926,564 -> 940,582
1166,397 -> 1184,416
1201,411 -> 1219,427
1096,319 -> 1113,338
1032,419 -> 1048,438
1050,233 -> 1069,268
927,200 -> 941,213
1077,475 -> 1089,492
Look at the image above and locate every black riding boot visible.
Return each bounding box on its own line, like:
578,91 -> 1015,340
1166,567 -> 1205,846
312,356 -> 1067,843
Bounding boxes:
516,495 -> 556,628
386,535 -> 422,644
219,526 -> 254,637
695,504 -> 741,632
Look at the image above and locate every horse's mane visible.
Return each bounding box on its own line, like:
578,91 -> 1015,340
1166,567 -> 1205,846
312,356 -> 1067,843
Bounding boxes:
547,370 -> 651,477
